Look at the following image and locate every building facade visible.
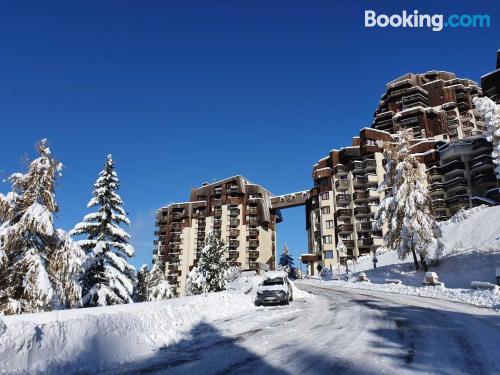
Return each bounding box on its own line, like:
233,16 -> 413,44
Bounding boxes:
154,176 -> 279,296
372,71 -> 485,140
481,50 -> 500,103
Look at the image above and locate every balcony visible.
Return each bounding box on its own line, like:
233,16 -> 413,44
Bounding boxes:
172,211 -> 184,219
228,250 -> 239,259
247,207 -> 258,215
429,182 -> 445,193
366,174 -> 379,184
335,179 -> 350,190
336,208 -> 352,218
351,161 -> 364,173
354,206 -> 370,216
439,160 -> 465,175
170,222 -> 181,229
213,219 -> 222,228
357,238 -> 373,248
249,239 -> 259,248
336,194 -> 351,204
471,173 -> 497,186
229,208 -> 240,217
229,185 -> 240,194
230,218 -> 240,227
368,189 -> 379,198
229,228 -> 240,237
248,228 -> 259,237
363,159 -> 377,170
432,199 -> 447,210
214,209 -> 223,217
248,262 -> 260,270
338,224 -> 353,233
353,191 -> 368,201
445,194 -> 470,207
214,199 -> 222,208
443,177 -> 467,191
334,164 -> 348,175
214,187 -> 222,196
471,155 -> 494,171
248,250 -> 259,259
229,239 -> 240,247
356,222 -> 372,232
352,176 -> 367,187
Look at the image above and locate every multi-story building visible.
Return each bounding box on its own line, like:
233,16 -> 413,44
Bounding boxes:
306,128 -> 394,268
481,50 -> 500,103
426,137 -> 499,220
372,71 -> 485,140
154,176 -> 279,297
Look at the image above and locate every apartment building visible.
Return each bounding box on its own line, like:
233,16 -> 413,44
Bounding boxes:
372,71 -> 485,140
481,50 -> 500,103
154,176 -> 279,297
306,128 -> 396,268
426,137 -> 499,220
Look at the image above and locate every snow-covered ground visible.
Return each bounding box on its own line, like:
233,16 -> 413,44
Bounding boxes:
309,205 -> 500,310
0,275 -> 309,374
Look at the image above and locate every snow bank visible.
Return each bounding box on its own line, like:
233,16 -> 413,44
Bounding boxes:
0,291 -> 254,374
302,279 -> 500,311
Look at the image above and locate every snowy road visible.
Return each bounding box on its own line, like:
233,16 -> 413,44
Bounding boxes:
112,283 -> 500,375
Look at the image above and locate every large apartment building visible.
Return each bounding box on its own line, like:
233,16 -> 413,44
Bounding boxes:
154,176 -> 279,296
372,71 -> 485,140
481,50 -> 500,103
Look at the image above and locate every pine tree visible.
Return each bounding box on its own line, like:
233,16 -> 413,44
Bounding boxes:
70,154 -> 136,306
375,131 -> 443,271
473,96 -> 500,175
186,234 -> 228,295
278,244 -> 296,278
0,139 -> 64,314
134,264 -> 149,302
146,263 -> 173,301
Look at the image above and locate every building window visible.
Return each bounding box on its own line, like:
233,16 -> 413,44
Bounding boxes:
326,220 -> 334,229
340,234 -> 350,240
323,235 -> 332,244
321,206 -> 330,214
321,192 -> 329,200
324,250 -> 334,259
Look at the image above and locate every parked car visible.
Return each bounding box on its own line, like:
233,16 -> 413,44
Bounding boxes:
255,271 -> 293,306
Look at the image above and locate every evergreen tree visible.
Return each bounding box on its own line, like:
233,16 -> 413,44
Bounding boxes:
0,139 -> 79,314
146,263 -> 173,301
278,244 -> 296,278
473,96 -> 500,174
375,131 -> 443,271
186,234 -> 228,295
71,154 -> 136,306
134,264 -> 149,302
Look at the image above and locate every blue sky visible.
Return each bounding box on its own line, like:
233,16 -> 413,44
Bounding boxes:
0,0 -> 498,269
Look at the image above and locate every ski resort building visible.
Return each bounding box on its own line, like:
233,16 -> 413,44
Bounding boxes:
481,50 -> 500,103
372,71 -> 485,140
154,176 -> 280,297
153,67 -> 500,289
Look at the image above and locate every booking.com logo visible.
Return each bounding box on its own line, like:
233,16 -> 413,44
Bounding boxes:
365,10 -> 491,31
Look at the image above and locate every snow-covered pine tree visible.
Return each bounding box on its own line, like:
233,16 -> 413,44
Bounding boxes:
0,139 -> 65,314
186,233 -> 228,295
473,96 -> 500,175
146,263 -> 173,301
70,154 -> 136,306
336,238 -> 347,258
278,244 -> 296,278
374,130 -> 443,271
134,264 -> 149,302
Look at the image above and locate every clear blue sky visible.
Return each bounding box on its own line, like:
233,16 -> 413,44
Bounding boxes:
0,0 -> 498,269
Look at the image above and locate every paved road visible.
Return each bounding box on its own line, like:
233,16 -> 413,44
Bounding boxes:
114,283 -> 500,375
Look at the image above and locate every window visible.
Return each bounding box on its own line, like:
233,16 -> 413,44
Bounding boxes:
321,192 -> 329,200
340,234 -> 350,240
326,220 -> 334,229
323,235 -> 333,244
321,206 -> 330,214
324,250 -> 334,259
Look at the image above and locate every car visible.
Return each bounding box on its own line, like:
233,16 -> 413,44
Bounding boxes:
254,271 -> 293,306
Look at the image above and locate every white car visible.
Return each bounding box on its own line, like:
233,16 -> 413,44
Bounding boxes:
255,271 -> 293,306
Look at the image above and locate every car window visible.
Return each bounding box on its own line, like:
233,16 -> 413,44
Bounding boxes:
263,277 -> 284,286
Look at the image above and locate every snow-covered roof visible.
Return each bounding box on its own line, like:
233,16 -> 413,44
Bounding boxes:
263,271 -> 288,279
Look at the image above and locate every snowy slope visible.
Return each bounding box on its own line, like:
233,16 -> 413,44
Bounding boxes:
0,292 -> 254,374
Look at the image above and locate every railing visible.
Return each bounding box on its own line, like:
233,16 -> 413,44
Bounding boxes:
338,224 -> 353,232
335,179 -> 350,189
353,191 -> 368,200
354,206 -> 370,216
336,209 -> 352,217
443,177 -> 467,190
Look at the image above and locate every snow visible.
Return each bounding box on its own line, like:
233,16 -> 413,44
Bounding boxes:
311,205 -> 500,311
0,291 -> 255,374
